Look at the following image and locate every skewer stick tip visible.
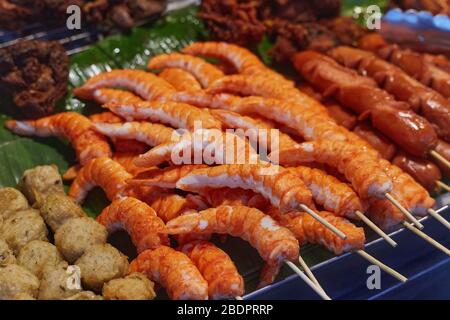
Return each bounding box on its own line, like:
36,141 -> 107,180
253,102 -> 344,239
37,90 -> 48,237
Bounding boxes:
356,250 -> 407,282
427,208 -> 450,230
299,204 -> 347,240
285,260 -> 332,300
430,150 -> 450,171
403,221 -> 450,256
384,193 -> 424,229
354,210 -> 397,247
436,180 -> 450,193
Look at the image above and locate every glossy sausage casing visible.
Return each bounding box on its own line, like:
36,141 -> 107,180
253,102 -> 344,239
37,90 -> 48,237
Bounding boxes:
392,152 -> 441,192
353,123 -> 397,160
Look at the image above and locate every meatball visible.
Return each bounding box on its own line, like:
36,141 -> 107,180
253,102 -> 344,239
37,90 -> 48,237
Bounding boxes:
19,165 -> 64,205
0,264 -> 40,299
65,291 -> 103,300
0,239 -> 16,267
103,273 -> 156,300
38,262 -> 83,300
55,217 -> 107,263
0,209 -> 48,255
11,292 -> 36,300
40,193 -> 86,232
76,244 -> 129,292
0,187 -> 29,219
17,240 -> 63,279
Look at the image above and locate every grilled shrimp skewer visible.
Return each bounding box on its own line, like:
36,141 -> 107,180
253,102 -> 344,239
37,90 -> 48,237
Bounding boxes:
166,205 -> 330,300
103,100 -> 222,130
275,141 -> 428,229
5,112 -> 112,165
159,68 -> 202,91
133,129 -> 260,167
179,241 -> 244,299
173,164 -> 347,239
91,88 -> 144,105
97,197 -> 169,252
68,157 -> 133,203
129,246 -> 209,300
73,69 -> 175,101
148,53 -> 225,88
93,122 -> 175,147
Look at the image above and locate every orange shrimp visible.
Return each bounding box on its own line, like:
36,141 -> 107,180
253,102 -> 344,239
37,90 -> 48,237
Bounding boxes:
133,129 -> 259,167
103,100 -> 222,130
129,246 -> 209,300
73,69 -> 175,101
268,208 -> 365,255
211,109 -> 299,153
367,160 -> 435,229
275,141 -> 392,200
89,111 -> 123,124
288,166 -> 367,219
179,241 -> 244,299
207,74 -> 314,104
133,187 -> 209,223
159,68 -> 202,91
182,42 -> 283,80
128,165 -> 208,189
5,112 -> 112,165
166,205 -> 300,268
68,157 -> 133,203
112,152 -> 151,176
97,197 -> 169,252
89,112 -> 149,154
175,164 -> 316,213
127,165 -> 269,209
91,88 -> 143,105
148,53 -> 225,88
93,122 -> 175,147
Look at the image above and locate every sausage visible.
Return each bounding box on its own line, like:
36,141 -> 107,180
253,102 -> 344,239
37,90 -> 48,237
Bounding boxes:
329,46 -> 450,142
434,139 -> 450,177
353,123 -> 397,160
392,152 -> 441,192
370,104 -> 438,158
294,51 -> 438,157
326,104 -> 357,130
360,34 -> 450,98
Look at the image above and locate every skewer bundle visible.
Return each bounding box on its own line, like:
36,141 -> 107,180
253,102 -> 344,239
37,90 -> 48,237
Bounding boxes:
5,40 -> 450,300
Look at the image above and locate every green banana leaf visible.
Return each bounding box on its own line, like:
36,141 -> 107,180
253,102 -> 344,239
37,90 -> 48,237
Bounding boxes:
0,2 -> 407,297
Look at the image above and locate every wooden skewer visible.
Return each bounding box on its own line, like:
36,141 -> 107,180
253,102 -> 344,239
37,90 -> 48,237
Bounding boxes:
285,260 -> 332,300
298,255 -> 320,287
356,250 -> 407,282
430,150 -> 450,172
235,296 -> 243,300
299,204 -> 347,240
427,208 -> 450,230
436,180 -> 450,193
403,221 -> 450,256
384,193 -> 424,229
354,210 -> 397,247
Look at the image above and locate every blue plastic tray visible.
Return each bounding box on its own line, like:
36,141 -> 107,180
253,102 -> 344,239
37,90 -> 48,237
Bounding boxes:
246,195 -> 450,300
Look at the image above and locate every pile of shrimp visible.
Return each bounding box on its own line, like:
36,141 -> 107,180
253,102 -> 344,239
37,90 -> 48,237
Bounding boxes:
4,41 -> 437,300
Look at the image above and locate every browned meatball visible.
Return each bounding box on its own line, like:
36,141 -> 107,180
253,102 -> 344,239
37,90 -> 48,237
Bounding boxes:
19,165 -> 64,205
55,217 -> 107,263
65,291 -> 103,300
0,209 -> 48,255
17,240 -> 64,279
40,193 -> 86,232
0,264 -> 40,299
102,273 -> 156,300
75,244 -> 129,292
0,239 -> 16,267
38,262 -> 83,300
0,187 -> 29,220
